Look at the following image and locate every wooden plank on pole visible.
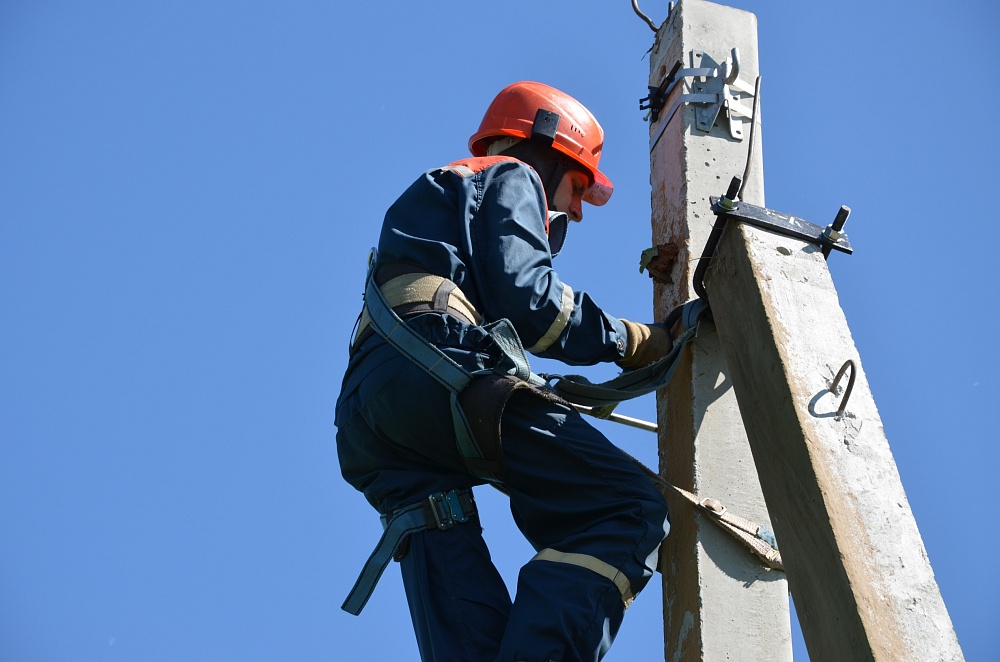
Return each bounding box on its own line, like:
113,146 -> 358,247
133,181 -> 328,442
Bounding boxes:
648,2 -> 790,659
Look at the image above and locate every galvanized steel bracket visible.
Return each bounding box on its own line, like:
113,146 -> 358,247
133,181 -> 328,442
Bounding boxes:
642,48 -> 757,151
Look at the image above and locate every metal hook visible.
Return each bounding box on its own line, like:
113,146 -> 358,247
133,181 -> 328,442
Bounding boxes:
830,360 -> 856,418
726,48 -> 741,84
631,0 -> 660,32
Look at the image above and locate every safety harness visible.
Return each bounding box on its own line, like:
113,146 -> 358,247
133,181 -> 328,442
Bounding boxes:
341,165 -> 782,615
341,249 -> 547,615
341,245 -> 717,615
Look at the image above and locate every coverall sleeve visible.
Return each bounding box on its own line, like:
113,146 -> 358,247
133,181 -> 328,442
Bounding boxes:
467,162 -> 628,366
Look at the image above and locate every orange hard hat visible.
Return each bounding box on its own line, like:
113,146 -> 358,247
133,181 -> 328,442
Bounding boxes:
469,81 -> 613,206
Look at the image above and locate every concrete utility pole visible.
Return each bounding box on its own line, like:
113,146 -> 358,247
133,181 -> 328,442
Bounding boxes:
647,2 -> 790,660
647,1 -> 964,661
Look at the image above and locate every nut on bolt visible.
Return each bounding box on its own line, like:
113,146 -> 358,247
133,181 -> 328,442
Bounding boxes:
718,176 -> 742,211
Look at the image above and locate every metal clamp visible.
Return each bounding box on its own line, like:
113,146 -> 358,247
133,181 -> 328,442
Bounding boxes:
643,48 -> 757,152
427,490 -> 470,530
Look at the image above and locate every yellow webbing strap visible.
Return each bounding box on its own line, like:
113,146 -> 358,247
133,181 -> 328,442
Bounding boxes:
355,274 -> 482,344
665,483 -> 784,570
527,284 -> 574,354
531,548 -> 634,608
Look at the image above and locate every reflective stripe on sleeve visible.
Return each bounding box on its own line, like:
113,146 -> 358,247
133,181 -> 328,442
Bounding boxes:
527,284 -> 574,354
531,548 -> 634,608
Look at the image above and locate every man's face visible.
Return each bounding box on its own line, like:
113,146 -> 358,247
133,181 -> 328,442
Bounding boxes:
552,170 -> 589,222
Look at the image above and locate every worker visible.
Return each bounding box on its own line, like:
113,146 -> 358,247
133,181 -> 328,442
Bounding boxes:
336,81 -> 676,661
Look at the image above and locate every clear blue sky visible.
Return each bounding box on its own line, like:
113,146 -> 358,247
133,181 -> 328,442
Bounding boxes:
2,1 -> 997,660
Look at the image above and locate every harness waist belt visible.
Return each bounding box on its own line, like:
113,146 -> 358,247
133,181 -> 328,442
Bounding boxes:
354,273 -> 482,348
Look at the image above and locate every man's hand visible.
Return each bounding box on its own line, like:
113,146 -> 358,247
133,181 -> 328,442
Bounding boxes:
616,320 -> 672,370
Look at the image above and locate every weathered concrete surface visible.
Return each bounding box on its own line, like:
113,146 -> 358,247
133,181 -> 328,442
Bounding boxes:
707,220 -> 965,661
649,2 -> 791,660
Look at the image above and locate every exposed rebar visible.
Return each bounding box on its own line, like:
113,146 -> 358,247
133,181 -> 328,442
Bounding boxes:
830,359 -> 857,418
632,0 -> 659,32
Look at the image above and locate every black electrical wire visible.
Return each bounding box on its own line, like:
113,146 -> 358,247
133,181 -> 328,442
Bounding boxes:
738,75 -> 762,201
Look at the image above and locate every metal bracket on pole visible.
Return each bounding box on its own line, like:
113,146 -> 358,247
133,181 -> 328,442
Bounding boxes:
642,48 -> 757,152
694,177 -> 854,301
710,196 -> 854,257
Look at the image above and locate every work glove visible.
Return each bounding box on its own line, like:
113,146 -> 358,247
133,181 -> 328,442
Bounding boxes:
616,319 -> 673,370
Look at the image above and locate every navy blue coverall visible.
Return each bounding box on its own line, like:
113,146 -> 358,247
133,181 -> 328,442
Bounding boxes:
336,157 -> 669,661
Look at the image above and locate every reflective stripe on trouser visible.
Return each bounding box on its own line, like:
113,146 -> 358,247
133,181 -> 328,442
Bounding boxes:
336,341 -> 668,661
495,390 -> 667,662
530,548 -> 634,607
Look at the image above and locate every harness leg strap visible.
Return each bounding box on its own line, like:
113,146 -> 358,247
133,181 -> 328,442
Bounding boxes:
342,488 -> 477,615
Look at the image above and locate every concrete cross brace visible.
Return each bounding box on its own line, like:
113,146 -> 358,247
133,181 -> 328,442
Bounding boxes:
706,219 -> 965,661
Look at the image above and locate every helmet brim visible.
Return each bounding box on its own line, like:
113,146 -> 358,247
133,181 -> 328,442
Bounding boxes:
584,170 -> 613,207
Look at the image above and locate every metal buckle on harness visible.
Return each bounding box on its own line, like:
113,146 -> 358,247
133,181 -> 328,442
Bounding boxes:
427,490 -> 470,530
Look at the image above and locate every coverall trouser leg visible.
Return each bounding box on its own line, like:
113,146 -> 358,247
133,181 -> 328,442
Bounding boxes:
394,390 -> 668,662
492,390 -> 668,662
338,349 -> 668,662
338,348 -> 513,661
